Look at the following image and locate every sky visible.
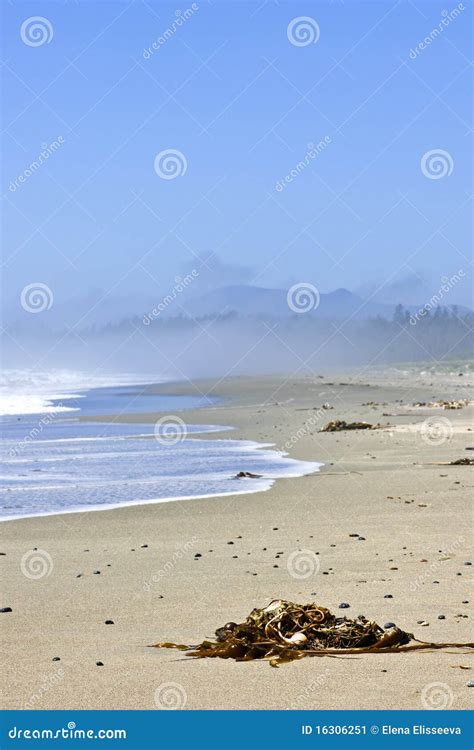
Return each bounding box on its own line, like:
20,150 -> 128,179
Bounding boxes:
1,0 -> 472,329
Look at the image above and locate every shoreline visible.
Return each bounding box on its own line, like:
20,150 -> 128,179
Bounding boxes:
1,371 -> 472,710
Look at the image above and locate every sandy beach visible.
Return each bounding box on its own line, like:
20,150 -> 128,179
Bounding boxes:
1,369 -> 472,710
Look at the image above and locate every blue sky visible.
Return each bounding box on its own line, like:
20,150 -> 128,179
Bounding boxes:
2,0 -> 472,324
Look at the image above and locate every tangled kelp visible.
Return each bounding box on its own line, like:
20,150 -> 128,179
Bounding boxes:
320,420 -> 378,432
152,599 -> 474,667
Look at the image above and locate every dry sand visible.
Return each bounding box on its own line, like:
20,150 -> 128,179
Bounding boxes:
1,370 -> 473,710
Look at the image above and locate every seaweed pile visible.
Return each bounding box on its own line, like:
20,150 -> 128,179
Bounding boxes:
152,599 -> 474,667
320,420 -> 378,432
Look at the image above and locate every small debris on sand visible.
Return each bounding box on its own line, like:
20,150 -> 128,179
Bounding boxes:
233,471 -> 263,479
320,420 -> 379,432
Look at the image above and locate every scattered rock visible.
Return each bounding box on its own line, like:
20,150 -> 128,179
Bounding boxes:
233,471 -> 262,479
0,607 -> 12,613
339,602 -> 350,609
438,615 -> 446,620
52,657 -> 60,661
384,622 -> 396,629
96,661 -> 104,667
105,620 -> 114,625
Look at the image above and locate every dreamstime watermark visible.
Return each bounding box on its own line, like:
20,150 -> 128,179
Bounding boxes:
20,283 -> 53,313
143,4 -> 199,59
20,549 -> 53,580
420,416 -> 453,446
281,405 -> 331,451
421,149 -> 454,179
20,16 -> 54,46
287,549 -> 320,579
290,668 -> 331,708
154,149 -> 188,179
143,270 -> 199,324
409,4 -> 466,59
287,16 -> 320,47
9,405 -> 64,458
410,536 -> 465,592
154,682 -> 187,709
154,415 -> 187,445
275,137 -> 331,191
287,282 -> 320,314
24,668 -> 65,709
9,137 -> 65,193
143,536 -> 198,592
421,682 -> 454,709
409,270 -> 464,324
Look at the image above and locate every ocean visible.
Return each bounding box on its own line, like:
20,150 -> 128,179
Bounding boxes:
0,370 -> 321,520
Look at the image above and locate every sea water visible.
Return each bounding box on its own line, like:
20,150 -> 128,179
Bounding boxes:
0,371 -> 322,520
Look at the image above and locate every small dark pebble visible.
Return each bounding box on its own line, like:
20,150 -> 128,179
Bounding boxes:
96,661 -> 104,667
273,565 -> 279,568
227,541 -> 234,545
384,594 -> 393,599
464,562 -> 472,566
339,602 -> 350,609
52,657 -> 60,661
0,607 -> 12,613
272,527 -> 278,531
93,571 -> 101,575
141,544 -> 148,548
105,620 -> 114,625
433,581 -> 439,584
194,553 -> 202,558
349,534 -> 359,537
438,615 -> 446,620
358,537 -> 366,541
467,680 -> 474,687
462,600 -> 469,604
384,622 -> 396,629
232,555 -> 238,559
76,574 -> 83,578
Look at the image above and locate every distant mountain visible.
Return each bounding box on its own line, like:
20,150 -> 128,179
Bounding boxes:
181,285 -> 409,320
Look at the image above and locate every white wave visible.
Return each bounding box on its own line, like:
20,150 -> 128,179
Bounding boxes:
0,369 -> 160,416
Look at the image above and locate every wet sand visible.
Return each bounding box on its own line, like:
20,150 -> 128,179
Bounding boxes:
1,370 -> 472,710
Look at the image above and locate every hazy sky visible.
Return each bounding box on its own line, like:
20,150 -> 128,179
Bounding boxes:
2,0 -> 472,324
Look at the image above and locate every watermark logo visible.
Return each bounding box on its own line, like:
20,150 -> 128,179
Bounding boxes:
143,4 -> 199,59
154,682 -> 187,709
9,137 -> 65,193
409,4 -> 466,59
287,283 -> 320,314
287,549 -> 320,579
143,270 -> 199,325
20,283 -> 53,313
143,536 -> 198,592
287,17 -> 320,47
154,416 -> 187,445
154,149 -> 187,180
420,416 -> 453,446
421,149 -> 454,180
21,549 -> 53,580
409,270 -> 465,325
20,16 -> 54,47
421,682 -> 454,709
275,137 -> 331,191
